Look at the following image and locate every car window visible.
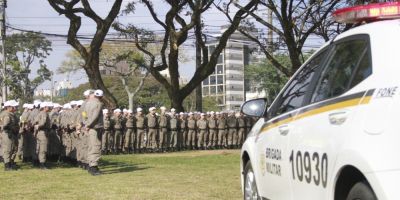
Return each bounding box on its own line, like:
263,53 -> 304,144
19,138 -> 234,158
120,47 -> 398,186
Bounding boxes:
311,38 -> 370,103
272,50 -> 328,117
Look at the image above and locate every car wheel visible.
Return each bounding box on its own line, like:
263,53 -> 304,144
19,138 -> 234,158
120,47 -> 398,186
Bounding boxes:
346,181 -> 377,200
244,161 -> 260,200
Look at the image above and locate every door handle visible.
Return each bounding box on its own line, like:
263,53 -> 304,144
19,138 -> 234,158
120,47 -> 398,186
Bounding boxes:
328,111 -> 348,125
278,124 -> 290,136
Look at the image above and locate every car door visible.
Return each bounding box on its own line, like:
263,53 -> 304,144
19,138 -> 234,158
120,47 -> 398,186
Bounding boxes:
288,35 -> 373,199
255,49 -> 329,200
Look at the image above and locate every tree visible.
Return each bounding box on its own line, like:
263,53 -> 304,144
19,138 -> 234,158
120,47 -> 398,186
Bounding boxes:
57,41 -> 181,110
227,0 -> 341,78
4,32 -> 52,103
114,0 -> 260,112
100,43 -> 149,111
59,75 -> 171,111
47,0 -> 123,108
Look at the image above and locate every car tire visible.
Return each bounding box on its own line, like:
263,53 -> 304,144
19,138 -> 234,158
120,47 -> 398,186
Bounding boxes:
243,161 -> 260,200
346,181 -> 377,200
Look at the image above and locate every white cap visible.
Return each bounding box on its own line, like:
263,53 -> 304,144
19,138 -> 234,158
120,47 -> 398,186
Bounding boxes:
94,89 -> 103,97
149,107 -> 156,111
40,102 -> 48,108
70,101 -> 77,105
179,112 -> 184,115
4,100 -> 18,107
103,109 -> 109,114
137,107 -> 143,112
46,102 -> 54,107
126,110 -> 133,114
22,103 -> 28,108
201,113 -> 206,116
27,104 -> 34,109
76,100 -> 84,106
188,112 -> 193,115
63,103 -> 72,109
216,112 -> 220,115
33,100 -> 42,107
210,111 -> 215,114
53,103 -> 62,108
160,106 -> 166,110
114,109 -> 121,113
171,108 -> 176,112
83,89 -> 93,97
123,108 -> 128,113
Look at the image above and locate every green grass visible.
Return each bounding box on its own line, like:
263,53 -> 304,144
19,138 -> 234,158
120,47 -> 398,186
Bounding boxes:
0,150 -> 242,200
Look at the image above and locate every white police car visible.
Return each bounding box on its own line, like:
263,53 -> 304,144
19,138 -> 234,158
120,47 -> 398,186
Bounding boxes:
240,2 -> 400,200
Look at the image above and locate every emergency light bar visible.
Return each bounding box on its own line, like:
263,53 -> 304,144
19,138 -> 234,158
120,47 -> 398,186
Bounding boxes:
333,2 -> 400,23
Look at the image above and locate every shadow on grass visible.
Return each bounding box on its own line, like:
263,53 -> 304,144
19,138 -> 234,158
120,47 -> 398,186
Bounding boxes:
99,160 -> 151,174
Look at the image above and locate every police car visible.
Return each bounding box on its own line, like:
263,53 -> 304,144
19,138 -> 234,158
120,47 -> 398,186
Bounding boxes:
240,2 -> 400,200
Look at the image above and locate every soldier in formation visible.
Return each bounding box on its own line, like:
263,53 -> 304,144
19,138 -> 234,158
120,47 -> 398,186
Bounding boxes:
0,90 -> 257,173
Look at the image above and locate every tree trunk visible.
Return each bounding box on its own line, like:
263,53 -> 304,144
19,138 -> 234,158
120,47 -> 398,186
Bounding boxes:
169,91 -> 185,112
128,93 -> 134,111
85,54 -> 118,108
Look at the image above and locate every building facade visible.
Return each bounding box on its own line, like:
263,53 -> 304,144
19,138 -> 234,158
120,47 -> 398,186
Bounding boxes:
202,28 -> 258,110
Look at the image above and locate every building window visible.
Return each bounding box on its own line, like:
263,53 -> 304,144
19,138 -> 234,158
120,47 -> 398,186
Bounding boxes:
217,75 -> 224,84
203,78 -> 209,85
217,54 -> 223,64
217,65 -> 223,74
217,85 -> 224,94
203,87 -> 209,95
210,86 -> 216,94
210,76 -> 216,85
217,96 -> 224,105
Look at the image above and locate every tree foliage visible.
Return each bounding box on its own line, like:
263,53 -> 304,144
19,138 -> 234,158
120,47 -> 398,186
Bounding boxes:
4,32 -> 52,103
113,0 -> 260,111
47,0 -> 124,108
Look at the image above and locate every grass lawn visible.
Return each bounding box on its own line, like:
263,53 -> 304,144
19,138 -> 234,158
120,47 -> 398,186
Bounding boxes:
0,150 -> 242,200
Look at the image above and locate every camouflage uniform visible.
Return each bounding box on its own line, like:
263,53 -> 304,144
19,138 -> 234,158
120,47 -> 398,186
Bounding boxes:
226,114 -> 238,148
197,118 -> 208,149
237,115 -> 246,147
35,109 -> 51,165
158,113 -> 169,151
217,115 -> 227,148
113,114 -> 123,153
146,113 -> 158,151
124,114 -> 135,153
207,115 -> 217,148
179,116 -> 187,149
136,114 -> 146,153
1,110 -> 19,168
187,116 -> 196,149
169,114 -> 179,150
102,114 -> 112,153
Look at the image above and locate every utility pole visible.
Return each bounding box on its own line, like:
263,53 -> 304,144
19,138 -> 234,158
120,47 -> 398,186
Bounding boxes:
195,14 -> 202,112
0,0 -> 6,103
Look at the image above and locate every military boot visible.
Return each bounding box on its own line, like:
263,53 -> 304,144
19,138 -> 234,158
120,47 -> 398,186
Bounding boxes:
4,163 -> 11,171
10,161 -> 18,170
88,166 -> 101,176
39,163 -> 48,170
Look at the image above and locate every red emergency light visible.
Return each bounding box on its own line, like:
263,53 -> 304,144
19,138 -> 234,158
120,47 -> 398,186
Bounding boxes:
333,2 -> 400,23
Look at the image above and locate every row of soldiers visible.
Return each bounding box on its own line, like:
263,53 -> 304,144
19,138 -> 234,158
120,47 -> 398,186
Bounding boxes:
102,107 -> 257,154
0,89 -> 104,175
0,89 -> 257,174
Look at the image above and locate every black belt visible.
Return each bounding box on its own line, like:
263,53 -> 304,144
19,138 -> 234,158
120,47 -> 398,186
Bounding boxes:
137,127 -> 145,130
188,128 -> 196,130
160,127 -> 167,128
170,129 -> 178,131
148,127 -> 158,129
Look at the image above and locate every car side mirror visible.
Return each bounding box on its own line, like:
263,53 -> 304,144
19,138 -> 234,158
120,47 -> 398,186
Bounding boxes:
241,98 -> 268,117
